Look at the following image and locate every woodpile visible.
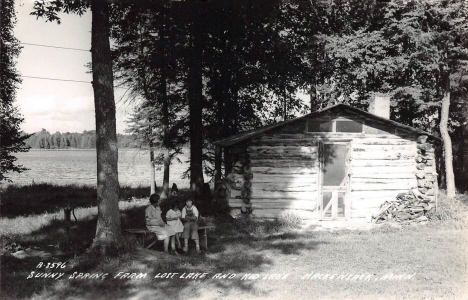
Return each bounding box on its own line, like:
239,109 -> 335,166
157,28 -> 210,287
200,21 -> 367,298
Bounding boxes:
216,152 -> 253,215
371,189 -> 434,223
372,135 -> 437,224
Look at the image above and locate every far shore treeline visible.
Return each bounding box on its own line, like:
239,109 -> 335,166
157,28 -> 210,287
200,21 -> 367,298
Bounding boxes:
23,129 -> 142,149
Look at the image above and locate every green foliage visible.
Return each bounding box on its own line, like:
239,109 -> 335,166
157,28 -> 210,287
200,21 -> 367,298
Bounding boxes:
0,183 -> 150,218
0,0 -> 30,182
427,192 -> 468,222
22,129 -> 141,149
110,1 -> 316,179
111,1 -> 188,173
316,0 -> 468,130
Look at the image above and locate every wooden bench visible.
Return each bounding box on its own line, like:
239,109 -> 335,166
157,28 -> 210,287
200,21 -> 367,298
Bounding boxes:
124,225 -> 216,250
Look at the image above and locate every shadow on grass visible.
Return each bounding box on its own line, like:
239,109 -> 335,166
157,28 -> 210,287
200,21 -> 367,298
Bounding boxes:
1,203 -> 324,300
0,183 -> 150,218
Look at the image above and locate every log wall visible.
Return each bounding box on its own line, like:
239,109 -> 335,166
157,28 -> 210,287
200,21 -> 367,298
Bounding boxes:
349,137 -> 418,218
224,115 -> 437,220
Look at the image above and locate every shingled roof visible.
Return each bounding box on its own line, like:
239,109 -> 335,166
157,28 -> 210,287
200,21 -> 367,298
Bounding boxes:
214,104 -> 439,147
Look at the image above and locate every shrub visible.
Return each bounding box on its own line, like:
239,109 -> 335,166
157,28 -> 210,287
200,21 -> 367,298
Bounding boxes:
427,191 -> 467,222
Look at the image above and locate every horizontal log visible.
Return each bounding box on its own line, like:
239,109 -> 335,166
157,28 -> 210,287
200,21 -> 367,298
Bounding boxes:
352,145 -> 416,152
229,189 -> 243,199
249,152 -> 318,160
244,173 -> 253,180
351,178 -> 416,185
417,135 -> 429,143
424,166 -> 435,173
230,198 -> 318,211
415,156 -> 427,163
258,134 -> 307,140
248,145 -> 317,154
351,160 -> 415,167
252,180 -> 317,189
350,190 -> 411,199
252,185 -> 317,193
351,182 -> 417,191
353,139 -> 415,145
226,173 -> 245,182
251,166 -> 318,175
349,196 -> 400,204
350,198 -> 394,210
251,190 -> 317,200
417,148 -> 435,154
352,151 -> 415,160
251,209 -> 317,220
416,163 -> 426,170
351,173 -> 416,179
260,133 -> 408,140
251,174 -> 317,183
251,159 -> 318,168
417,143 -> 433,150
352,166 -> 416,174
251,139 -> 318,147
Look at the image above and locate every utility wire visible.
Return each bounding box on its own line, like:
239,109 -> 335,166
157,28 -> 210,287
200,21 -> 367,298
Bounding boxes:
21,75 -> 126,90
22,75 -> 90,83
20,42 -> 90,52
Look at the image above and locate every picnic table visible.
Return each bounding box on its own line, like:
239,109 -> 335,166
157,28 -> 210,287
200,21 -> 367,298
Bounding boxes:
125,225 -> 216,250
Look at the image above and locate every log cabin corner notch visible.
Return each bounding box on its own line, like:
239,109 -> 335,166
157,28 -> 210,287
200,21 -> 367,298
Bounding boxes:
214,103 -> 440,221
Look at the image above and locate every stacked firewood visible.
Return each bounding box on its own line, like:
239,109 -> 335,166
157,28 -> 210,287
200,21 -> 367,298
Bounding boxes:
372,189 -> 434,223
238,153 -> 253,214
215,153 -> 253,215
372,135 -> 437,224
415,135 -> 437,198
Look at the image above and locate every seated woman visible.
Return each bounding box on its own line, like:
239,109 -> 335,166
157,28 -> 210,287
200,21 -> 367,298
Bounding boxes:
145,194 -> 177,254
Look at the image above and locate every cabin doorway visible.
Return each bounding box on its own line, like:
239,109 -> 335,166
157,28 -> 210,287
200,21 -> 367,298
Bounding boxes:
319,141 -> 351,220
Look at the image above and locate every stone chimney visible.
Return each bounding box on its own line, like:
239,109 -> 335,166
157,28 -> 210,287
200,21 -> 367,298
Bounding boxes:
369,95 -> 390,119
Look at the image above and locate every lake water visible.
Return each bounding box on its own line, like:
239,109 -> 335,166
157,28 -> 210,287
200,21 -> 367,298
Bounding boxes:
3,149 -> 200,188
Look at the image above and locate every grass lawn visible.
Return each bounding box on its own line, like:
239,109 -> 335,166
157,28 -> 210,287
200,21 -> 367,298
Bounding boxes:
1,187 -> 467,300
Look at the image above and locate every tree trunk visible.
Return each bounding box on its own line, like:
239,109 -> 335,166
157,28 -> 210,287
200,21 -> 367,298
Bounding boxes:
440,92 -> 456,198
283,90 -> 287,121
149,143 -> 156,195
310,84 -> 317,112
214,145 -> 222,188
188,9 -> 204,192
159,9 -> 170,200
224,148 -> 232,176
90,0 -> 122,251
161,149 -> 170,199
462,104 -> 468,192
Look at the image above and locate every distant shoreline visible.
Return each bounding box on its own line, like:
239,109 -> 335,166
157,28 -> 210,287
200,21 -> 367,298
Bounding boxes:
26,148 -> 144,151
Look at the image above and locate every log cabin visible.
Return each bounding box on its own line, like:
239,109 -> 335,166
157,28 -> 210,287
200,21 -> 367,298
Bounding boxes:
213,96 -> 440,221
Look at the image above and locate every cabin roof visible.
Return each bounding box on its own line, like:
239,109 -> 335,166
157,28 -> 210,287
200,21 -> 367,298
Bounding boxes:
214,104 -> 439,147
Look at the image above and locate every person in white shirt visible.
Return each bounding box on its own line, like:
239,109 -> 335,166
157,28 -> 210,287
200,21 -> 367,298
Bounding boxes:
145,194 -> 177,255
181,198 -> 200,252
166,201 -> 184,249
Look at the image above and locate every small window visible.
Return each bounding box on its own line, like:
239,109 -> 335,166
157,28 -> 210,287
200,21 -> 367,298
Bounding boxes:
336,120 -> 363,133
306,119 -> 364,133
307,120 -> 333,132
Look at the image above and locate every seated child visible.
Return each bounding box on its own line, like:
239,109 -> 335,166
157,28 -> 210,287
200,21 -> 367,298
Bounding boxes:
166,201 -> 184,249
145,194 -> 177,255
181,198 -> 200,252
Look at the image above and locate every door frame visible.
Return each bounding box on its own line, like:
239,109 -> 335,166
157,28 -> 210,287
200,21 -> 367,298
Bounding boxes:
318,140 -> 352,220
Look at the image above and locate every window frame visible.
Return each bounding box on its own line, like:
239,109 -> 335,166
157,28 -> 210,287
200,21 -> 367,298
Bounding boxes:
306,117 -> 365,134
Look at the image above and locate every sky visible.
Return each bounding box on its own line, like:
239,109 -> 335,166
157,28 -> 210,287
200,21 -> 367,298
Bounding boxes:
14,0 -> 131,134
13,0 -> 309,135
